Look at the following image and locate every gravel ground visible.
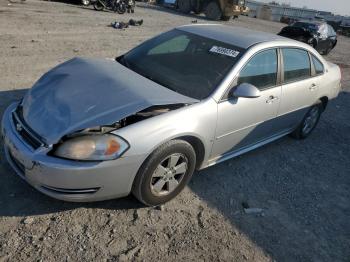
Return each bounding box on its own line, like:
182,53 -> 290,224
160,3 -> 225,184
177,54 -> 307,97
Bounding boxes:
0,1 -> 349,261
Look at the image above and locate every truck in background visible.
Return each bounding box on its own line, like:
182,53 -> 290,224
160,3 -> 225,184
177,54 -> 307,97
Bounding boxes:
173,0 -> 249,21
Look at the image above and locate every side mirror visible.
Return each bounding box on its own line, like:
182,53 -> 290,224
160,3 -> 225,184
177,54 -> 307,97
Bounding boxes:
232,83 -> 261,98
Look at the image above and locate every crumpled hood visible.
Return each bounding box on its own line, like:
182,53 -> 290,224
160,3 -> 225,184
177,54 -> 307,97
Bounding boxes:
21,57 -> 197,145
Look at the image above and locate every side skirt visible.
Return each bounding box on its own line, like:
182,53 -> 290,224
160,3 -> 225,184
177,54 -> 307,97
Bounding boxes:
205,129 -> 293,168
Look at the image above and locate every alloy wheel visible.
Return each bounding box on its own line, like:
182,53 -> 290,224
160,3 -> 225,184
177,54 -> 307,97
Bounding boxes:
302,106 -> 320,135
150,153 -> 188,196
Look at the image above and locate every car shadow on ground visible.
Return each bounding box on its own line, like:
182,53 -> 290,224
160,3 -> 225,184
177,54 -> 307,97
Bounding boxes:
187,92 -> 350,261
0,89 -> 349,261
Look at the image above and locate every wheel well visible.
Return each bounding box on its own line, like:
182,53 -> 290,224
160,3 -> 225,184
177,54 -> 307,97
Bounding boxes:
319,96 -> 328,111
203,0 -> 220,9
333,40 -> 337,48
177,136 -> 205,169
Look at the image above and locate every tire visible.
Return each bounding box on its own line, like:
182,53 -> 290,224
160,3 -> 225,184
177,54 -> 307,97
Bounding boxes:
322,42 -> 333,55
205,1 -> 222,21
178,0 -> 192,14
93,1 -> 105,11
81,0 -> 90,6
132,140 -> 196,206
290,102 -> 322,139
116,3 -> 127,14
222,15 -> 231,21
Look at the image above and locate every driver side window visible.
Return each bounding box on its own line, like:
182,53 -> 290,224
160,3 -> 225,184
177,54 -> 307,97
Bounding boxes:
237,49 -> 278,90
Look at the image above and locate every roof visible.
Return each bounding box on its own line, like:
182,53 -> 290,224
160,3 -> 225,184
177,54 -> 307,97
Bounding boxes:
177,24 -> 287,49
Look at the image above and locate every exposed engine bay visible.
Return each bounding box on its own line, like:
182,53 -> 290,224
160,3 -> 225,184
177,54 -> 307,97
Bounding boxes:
65,104 -> 186,138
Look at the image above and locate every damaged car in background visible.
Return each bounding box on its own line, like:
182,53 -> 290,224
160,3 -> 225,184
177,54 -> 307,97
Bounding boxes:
278,20 -> 338,55
1,25 -> 341,206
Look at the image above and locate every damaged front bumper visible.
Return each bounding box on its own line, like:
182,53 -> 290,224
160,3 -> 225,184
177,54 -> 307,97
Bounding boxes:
1,103 -> 145,202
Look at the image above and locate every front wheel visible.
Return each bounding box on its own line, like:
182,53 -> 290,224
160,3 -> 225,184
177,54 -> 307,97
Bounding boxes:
177,0 -> 192,13
116,3 -> 127,14
290,102 -> 322,139
93,1 -> 105,11
204,1 -> 222,21
132,140 -> 196,206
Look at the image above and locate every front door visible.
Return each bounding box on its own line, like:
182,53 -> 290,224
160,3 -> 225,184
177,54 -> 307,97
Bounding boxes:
211,48 -> 281,160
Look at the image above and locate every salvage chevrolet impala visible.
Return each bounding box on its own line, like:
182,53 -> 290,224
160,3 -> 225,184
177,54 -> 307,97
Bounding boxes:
1,25 -> 341,206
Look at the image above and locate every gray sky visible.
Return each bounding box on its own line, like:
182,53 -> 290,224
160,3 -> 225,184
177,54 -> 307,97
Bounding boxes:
259,0 -> 350,16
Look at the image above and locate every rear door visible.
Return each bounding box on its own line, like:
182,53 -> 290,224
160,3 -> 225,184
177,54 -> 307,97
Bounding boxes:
276,48 -> 318,130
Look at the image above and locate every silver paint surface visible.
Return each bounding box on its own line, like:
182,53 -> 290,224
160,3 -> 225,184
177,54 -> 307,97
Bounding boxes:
1,25 -> 342,202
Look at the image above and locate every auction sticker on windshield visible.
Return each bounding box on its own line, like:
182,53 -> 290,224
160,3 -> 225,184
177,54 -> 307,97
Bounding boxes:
209,46 -> 240,58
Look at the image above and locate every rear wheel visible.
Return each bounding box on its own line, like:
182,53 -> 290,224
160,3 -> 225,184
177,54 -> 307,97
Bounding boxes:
132,140 -> 196,206
205,1 -> 222,21
178,0 -> 192,13
290,102 -> 322,139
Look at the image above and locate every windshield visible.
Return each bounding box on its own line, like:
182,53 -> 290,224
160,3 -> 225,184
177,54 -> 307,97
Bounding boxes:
292,22 -> 320,33
118,29 -> 245,100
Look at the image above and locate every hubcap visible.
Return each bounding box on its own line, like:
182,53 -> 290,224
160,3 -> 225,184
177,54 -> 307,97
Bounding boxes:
302,106 -> 319,135
150,153 -> 188,196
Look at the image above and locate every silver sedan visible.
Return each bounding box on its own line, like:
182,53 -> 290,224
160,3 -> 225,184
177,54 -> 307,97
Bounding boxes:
1,25 -> 342,206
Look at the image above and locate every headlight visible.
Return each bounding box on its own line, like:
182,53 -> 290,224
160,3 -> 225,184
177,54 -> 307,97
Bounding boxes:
54,134 -> 129,161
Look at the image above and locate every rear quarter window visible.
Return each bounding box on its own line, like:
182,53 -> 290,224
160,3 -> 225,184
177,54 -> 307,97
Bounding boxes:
282,48 -> 311,83
311,55 -> 324,75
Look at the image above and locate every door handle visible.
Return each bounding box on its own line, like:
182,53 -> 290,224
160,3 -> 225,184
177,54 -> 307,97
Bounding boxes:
266,95 -> 279,104
309,83 -> 317,91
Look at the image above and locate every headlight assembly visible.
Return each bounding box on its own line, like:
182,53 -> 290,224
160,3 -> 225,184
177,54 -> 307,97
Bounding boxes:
54,134 -> 129,161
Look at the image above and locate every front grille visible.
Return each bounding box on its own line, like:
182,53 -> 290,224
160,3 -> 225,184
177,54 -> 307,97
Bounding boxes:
12,107 -> 44,150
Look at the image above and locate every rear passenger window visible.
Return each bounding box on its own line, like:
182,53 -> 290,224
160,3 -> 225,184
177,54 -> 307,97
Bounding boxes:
311,55 -> 324,75
282,48 -> 311,83
238,49 -> 277,90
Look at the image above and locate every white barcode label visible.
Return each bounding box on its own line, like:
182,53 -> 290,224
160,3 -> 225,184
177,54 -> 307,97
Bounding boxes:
209,46 -> 240,58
